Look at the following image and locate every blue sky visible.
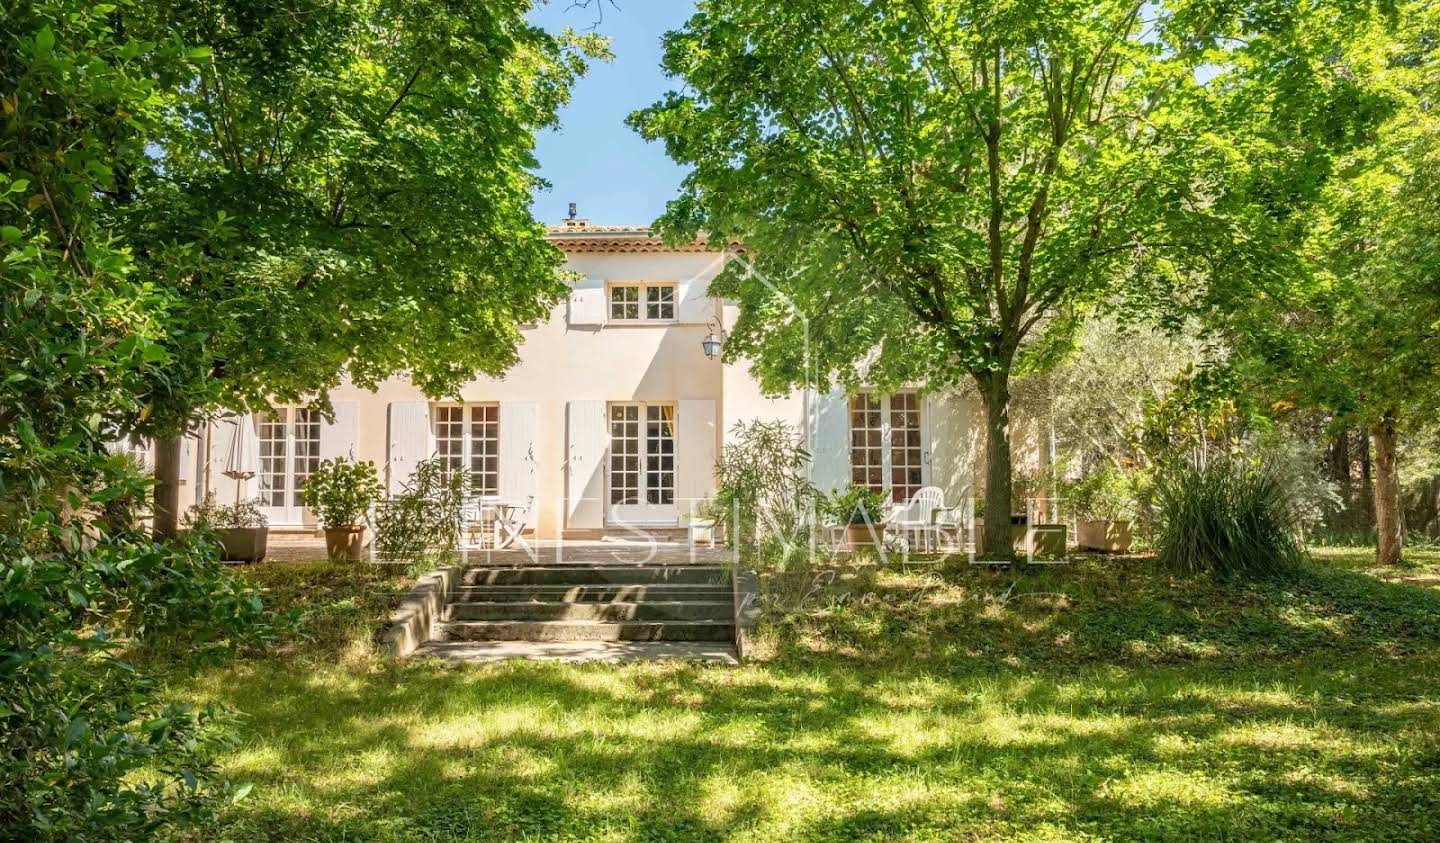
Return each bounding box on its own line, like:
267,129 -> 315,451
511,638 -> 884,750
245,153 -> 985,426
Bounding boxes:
528,0 -> 697,227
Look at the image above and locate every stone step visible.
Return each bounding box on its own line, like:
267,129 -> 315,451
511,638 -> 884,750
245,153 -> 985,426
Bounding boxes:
453,583 -> 733,603
461,565 -> 730,587
412,640 -> 739,665
441,619 -> 736,642
445,600 -> 733,623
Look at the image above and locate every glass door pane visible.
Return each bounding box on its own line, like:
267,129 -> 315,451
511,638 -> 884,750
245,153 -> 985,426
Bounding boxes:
608,403 -> 678,525
257,409 -> 289,508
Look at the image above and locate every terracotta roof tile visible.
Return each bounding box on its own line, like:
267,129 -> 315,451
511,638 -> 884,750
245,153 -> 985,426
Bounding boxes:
545,219 -> 716,252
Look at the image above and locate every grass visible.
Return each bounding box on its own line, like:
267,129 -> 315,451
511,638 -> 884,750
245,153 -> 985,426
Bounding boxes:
165,550 -> 1440,842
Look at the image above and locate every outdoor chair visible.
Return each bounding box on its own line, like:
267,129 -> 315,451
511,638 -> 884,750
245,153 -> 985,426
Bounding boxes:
884,486 -> 946,552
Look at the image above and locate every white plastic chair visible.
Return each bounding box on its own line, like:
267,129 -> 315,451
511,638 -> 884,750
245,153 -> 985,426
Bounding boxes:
885,486 -> 946,552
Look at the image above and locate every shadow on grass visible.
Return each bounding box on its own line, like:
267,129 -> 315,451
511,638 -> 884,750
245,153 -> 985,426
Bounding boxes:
172,558 -> 1440,842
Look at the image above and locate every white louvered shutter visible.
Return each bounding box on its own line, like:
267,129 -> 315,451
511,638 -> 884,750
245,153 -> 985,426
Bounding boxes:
565,400 -> 608,528
810,388 -> 851,495
387,401 -> 431,495
498,402 -> 539,529
676,400 -> 717,519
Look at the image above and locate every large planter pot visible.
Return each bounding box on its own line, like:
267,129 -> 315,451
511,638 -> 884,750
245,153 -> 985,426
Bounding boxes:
1077,519 -> 1133,553
846,522 -> 886,549
972,520 -> 1027,554
217,527 -> 268,563
973,521 -> 1067,559
1026,524 -> 1068,559
324,525 -> 367,562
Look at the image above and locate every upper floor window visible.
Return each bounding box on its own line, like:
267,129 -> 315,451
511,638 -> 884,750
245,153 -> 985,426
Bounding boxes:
609,282 -> 675,322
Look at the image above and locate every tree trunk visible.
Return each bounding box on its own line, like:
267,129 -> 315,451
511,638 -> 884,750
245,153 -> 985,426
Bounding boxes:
1371,412 -> 1403,566
152,436 -> 183,540
1326,430 -> 1352,519
979,370 -> 1014,559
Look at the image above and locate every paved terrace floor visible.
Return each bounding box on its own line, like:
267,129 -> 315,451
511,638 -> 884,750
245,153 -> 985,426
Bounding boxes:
261,535 -> 736,565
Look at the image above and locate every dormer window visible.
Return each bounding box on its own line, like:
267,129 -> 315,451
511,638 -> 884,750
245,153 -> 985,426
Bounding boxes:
609,282 -> 676,322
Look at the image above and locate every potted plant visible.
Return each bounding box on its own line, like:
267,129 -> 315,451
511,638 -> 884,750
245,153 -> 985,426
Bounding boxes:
187,494 -> 269,563
826,484 -> 891,549
302,457 -> 385,561
1063,465 -> 1136,553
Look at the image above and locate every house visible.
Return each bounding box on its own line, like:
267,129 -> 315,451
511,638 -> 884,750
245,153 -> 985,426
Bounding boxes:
178,219 -> 991,536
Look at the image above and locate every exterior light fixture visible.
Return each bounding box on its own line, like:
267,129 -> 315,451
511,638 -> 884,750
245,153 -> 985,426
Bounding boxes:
701,316 -> 726,360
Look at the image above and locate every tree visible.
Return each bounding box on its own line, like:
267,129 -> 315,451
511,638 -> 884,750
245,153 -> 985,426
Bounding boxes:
1192,2 -> 1440,565
630,0 -> 1374,556
2,5 -> 267,835
109,0 -> 605,534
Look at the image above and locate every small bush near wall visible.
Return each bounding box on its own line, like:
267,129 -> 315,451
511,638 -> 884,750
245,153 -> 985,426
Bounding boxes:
373,457 -> 465,567
714,420 -> 817,566
1154,459 -> 1308,578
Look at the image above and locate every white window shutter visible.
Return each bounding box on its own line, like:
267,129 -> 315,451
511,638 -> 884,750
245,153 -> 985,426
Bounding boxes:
498,402 -> 538,529
566,400 -> 608,528
810,388 -> 851,495
925,392 -> 973,504
177,433 -> 198,506
320,401 -> 359,461
676,400 -> 717,518
567,285 -> 606,327
387,401 -> 431,496
677,277 -> 714,324
921,393 -> 936,486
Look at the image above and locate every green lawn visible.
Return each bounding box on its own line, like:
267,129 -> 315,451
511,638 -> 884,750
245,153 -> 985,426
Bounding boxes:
170,550 -> 1440,841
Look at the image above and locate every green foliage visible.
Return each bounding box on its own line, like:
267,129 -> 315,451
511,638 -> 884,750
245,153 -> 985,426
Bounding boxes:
372,458 -> 465,565
630,0 -> 1377,557
120,0 -> 609,429
1058,464 -> 1139,522
712,420 -> 816,563
822,483 -> 890,527
301,458 -> 384,529
186,493 -> 269,529
0,473 -> 267,839
1153,460 -> 1309,578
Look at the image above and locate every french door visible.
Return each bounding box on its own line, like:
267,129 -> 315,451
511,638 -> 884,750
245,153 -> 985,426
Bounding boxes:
608,403 -> 677,525
850,392 -> 925,503
256,407 -> 320,524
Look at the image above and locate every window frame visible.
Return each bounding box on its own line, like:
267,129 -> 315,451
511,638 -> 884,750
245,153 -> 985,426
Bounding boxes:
433,403 -> 502,497
255,406 -> 321,513
607,281 -> 677,323
848,391 -> 925,503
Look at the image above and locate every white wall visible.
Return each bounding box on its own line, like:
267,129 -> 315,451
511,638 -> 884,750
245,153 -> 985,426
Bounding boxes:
324,250 -> 729,535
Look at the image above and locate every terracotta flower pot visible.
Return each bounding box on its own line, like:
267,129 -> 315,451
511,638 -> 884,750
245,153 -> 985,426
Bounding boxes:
324,525 -> 367,562
846,522 -> 885,548
217,527 -> 268,563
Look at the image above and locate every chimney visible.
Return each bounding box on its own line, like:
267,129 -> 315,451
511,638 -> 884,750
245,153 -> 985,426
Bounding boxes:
567,202 -> 577,220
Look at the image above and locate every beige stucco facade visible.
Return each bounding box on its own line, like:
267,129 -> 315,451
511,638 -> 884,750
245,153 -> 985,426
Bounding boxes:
184,223 -> 984,535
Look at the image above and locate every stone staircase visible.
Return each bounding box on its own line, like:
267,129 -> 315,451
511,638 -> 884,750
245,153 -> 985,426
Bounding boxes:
409,564 -> 740,663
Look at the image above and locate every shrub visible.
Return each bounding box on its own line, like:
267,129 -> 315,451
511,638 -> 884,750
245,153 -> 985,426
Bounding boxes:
301,458 -> 384,528
1,468 -> 267,840
822,484 -> 891,526
186,494 -> 268,529
713,420 -> 816,563
1153,459 -> 1308,578
1059,464 -> 1138,522
373,457 -> 465,565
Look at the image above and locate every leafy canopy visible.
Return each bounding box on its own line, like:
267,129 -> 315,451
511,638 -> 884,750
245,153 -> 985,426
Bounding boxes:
121,0 -> 608,431
629,0 -> 1375,397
